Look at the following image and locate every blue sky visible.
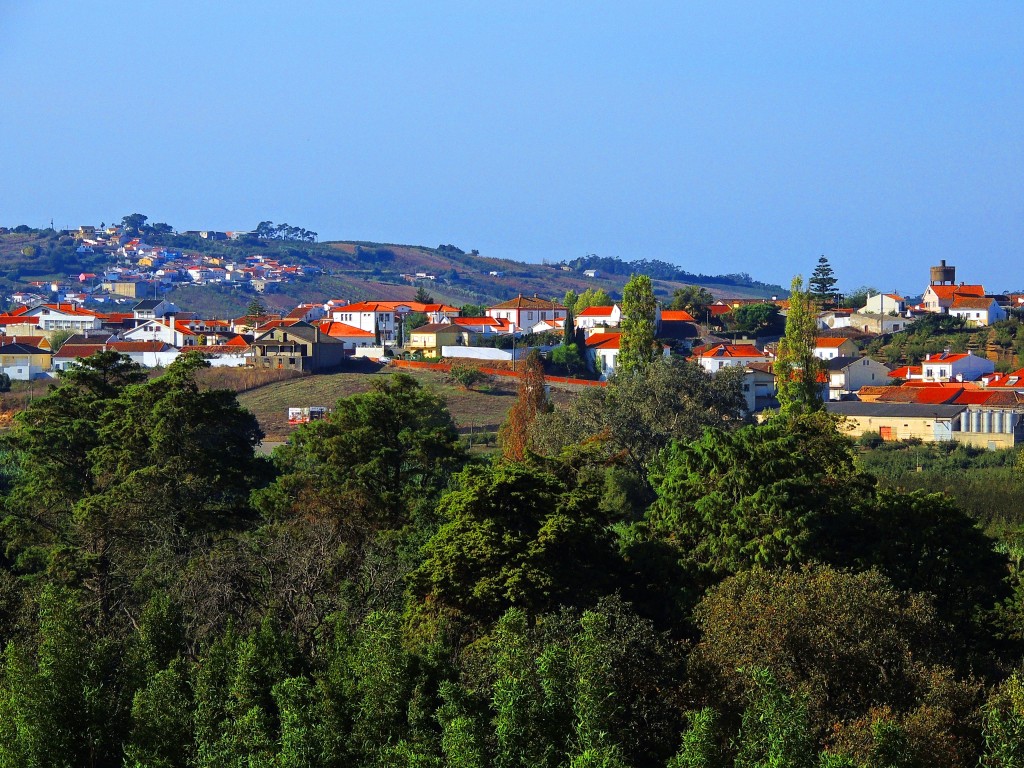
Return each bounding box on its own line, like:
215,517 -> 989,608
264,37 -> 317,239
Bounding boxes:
1,2 -> 1021,294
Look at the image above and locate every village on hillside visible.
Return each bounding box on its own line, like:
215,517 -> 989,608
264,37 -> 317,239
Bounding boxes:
4,223 -> 317,307
0,255 -> 1022,448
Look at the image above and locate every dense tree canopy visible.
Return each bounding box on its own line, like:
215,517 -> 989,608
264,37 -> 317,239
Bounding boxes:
0,347 -> 1020,765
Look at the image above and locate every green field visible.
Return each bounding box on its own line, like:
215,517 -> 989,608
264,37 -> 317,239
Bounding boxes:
235,366 -> 549,440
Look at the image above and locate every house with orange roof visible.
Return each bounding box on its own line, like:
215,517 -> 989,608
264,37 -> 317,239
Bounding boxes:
230,313 -> 282,333
0,335 -> 49,350
0,315 -> 44,336
328,302 -> 398,343
980,368 -> 1024,391
693,343 -> 772,374
660,309 -> 696,323
575,305 -> 621,331
530,316 -> 567,334
658,309 -> 699,342
948,296 -> 1005,327
813,337 -> 859,360
23,304 -> 102,333
324,301 -> 459,345
920,350 -> 995,382
284,304 -> 326,324
52,343 -> 107,371
122,318 -> 198,347
317,320 -> 376,351
584,332 -> 622,379
451,317 -> 514,335
922,283 -> 985,313
487,295 -> 566,333
889,350 -> 995,383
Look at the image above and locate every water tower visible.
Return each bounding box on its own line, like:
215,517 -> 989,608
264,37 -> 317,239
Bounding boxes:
930,259 -> 956,285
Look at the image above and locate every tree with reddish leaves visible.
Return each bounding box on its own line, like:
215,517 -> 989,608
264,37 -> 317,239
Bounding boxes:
499,350 -> 548,460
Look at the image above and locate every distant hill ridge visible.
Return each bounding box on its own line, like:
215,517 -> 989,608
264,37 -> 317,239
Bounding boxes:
0,225 -> 785,317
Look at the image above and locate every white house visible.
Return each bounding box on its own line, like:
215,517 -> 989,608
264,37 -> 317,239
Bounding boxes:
186,267 -> 215,283
132,299 -> 179,321
317,320 -> 376,351
694,343 -> 772,374
585,332 -> 621,380
890,350 -> 996,383
824,356 -> 891,400
813,337 -> 860,360
575,305 -> 621,331
848,312 -> 912,335
451,317 -> 514,336
329,301 -> 459,345
862,293 -> 906,315
107,341 -> 181,368
487,295 -> 567,333
24,304 -> 102,332
922,283 -> 985,313
530,317 -> 566,334
330,302 -> 398,343
920,350 -> 995,382
948,296 -> 1006,327
817,309 -> 854,329
122,318 -> 198,347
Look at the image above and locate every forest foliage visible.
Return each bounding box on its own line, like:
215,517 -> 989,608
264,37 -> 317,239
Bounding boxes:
0,350 -> 1023,766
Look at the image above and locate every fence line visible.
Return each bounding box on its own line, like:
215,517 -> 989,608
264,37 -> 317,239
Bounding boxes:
388,359 -> 607,387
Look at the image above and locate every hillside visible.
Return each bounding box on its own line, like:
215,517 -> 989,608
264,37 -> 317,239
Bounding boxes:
0,225 -> 786,316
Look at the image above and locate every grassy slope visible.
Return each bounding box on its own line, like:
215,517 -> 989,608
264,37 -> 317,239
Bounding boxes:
234,366 -> 524,440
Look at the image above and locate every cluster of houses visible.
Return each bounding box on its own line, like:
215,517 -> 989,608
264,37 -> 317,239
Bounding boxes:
817,260 -> 1022,334
0,257 -> 1021,447
10,225 -> 315,306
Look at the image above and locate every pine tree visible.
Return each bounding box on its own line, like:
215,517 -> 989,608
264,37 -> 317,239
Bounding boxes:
563,306 -> 576,348
245,297 -> 266,329
775,276 -> 824,416
808,255 -> 838,303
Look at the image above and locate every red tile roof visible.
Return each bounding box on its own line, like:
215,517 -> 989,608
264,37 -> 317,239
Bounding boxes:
660,310 -> 696,322
53,344 -> 104,359
108,341 -> 172,353
585,332 -> 621,350
927,284 -> 985,300
490,295 -> 564,311
318,321 -> 374,338
815,337 -> 851,348
888,365 -> 921,378
697,343 -> 768,359
950,296 -> 996,310
577,305 -> 616,317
